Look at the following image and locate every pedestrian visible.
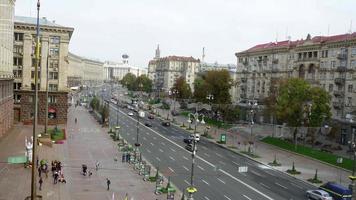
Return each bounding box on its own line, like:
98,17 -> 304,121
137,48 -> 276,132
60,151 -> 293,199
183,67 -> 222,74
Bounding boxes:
106,178 -> 111,190
44,163 -> 48,178
127,153 -> 131,163
125,153 -> 129,162
38,166 -> 42,178
36,156 -> 39,167
122,152 -> 126,162
39,177 -> 43,191
88,171 -> 92,177
54,171 -> 59,184
95,161 -> 100,171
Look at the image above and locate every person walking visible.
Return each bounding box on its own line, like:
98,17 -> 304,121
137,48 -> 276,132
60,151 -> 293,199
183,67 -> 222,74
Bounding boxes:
95,161 -> 100,171
54,171 -> 59,184
39,177 -> 43,191
106,178 -> 111,190
38,166 -> 42,178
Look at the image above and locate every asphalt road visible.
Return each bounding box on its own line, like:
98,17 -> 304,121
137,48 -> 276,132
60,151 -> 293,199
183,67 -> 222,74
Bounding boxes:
106,100 -> 315,200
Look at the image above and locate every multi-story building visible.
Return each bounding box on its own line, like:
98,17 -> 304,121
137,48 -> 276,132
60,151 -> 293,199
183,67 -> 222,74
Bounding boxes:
234,33 -> 356,123
67,52 -> 104,88
147,45 -> 160,81
103,55 -> 147,81
148,56 -> 200,93
13,16 -> 74,125
0,0 -> 15,137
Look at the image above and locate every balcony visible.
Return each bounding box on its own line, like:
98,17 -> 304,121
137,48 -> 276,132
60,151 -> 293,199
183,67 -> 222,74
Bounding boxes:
336,66 -> 347,72
333,90 -> 344,97
272,59 -> 279,64
240,93 -> 247,99
337,53 -> 347,60
334,77 -> 345,85
241,77 -> 247,82
296,57 -> 319,62
333,101 -> 342,109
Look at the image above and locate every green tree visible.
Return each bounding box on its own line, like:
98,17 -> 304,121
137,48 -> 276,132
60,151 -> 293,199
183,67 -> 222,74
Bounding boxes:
193,77 -> 208,102
120,73 -> 137,90
90,96 -> 100,111
100,104 -> 109,124
136,74 -> 153,93
172,77 -> 192,100
275,78 -> 331,147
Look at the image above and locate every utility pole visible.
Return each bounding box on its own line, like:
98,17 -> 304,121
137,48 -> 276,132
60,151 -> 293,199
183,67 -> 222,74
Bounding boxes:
31,1 -> 40,199
44,44 -> 50,134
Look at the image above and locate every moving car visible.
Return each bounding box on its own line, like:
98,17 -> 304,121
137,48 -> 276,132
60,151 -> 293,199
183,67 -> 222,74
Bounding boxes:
144,122 -> 152,127
319,182 -> 352,200
161,121 -> 170,126
185,143 -> 194,152
306,189 -> 332,200
128,112 -> 134,116
183,138 -> 193,144
190,134 -> 200,142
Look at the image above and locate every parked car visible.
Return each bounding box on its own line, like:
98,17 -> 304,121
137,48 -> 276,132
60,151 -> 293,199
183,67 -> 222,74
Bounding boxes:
128,112 -> 134,116
183,138 -> 193,144
319,182 -> 352,200
171,110 -> 179,116
161,121 -> 170,126
144,122 -> 152,127
185,143 -> 194,152
148,114 -> 154,119
306,189 -> 332,200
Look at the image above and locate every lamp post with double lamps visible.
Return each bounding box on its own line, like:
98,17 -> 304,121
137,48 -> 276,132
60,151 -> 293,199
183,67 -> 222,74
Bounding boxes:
248,100 -> 258,153
170,89 -> 179,112
186,112 -> 205,200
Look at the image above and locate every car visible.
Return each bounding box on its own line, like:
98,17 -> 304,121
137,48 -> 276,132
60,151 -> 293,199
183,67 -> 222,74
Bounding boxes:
171,110 -> 179,116
162,121 -> 170,126
148,114 -> 154,119
128,112 -> 134,116
185,143 -> 194,152
319,182 -> 352,200
183,138 -> 193,144
306,189 -> 332,200
144,122 -> 152,127
190,134 -> 200,142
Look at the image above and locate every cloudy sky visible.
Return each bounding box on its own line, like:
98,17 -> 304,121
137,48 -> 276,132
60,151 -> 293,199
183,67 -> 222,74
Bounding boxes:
15,0 -> 356,68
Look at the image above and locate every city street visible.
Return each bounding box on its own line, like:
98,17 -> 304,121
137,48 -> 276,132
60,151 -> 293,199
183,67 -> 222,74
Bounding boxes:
109,101 -> 315,200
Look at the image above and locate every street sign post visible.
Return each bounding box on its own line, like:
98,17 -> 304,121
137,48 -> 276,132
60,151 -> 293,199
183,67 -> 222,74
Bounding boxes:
220,133 -> 226,144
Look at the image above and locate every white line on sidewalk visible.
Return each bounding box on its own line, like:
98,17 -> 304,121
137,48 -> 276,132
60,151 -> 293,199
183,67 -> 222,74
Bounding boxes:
202,179 -> 210,185
159,148 -> 163,152
224,195 -> 232,200
183,156 -> 189,160
150,142 -> 154,146
204,196 -> 210,200
147,149 -> 151,153
197,165 -> 205,171
243,194 -> 252,200
182,166 -> 189,171
156,157 -> 161,161
275,182 -> 287,189
217,178 -> 226,184
168,167 -> 175,172
169,156 -> 175,161
170,148 -> 176,152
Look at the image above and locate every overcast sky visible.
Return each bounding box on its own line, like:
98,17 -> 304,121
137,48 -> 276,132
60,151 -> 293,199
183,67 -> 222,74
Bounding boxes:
15,0 -> 356,68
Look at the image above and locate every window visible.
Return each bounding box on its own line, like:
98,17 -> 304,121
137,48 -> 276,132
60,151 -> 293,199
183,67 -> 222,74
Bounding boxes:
49,60 -> 59,68
14,45 -> 23,54
29,95 -> 34,103
50,48 -> 59,56
14,94 -> 21,103
14,33 -> 24,41
331,61 -> 336,68
352,48 -> 356,56
313,51 -> 317,57
31,71 -> 41,79
32,58 -> 41,67
50,36 -> 60,44
48,96 -> 57,103
49,84 -> 58,91
351,60 -> 356,68
329,84 -> 334,92
320,61 -> 324,68
348,97 -> 352,106
13,70 -> 22,78
49,72 -> 58,80
13,57 -> 23,66
348,85 -> 353,93
13,83 -> 22,90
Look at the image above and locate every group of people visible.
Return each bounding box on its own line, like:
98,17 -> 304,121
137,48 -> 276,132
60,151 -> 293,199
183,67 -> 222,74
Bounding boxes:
37,159 -> 66,191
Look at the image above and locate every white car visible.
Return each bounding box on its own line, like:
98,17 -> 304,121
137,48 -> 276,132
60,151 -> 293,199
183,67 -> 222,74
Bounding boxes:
189,134 -> 200,142
128,112 -> 134,116
306,189 -> 332,200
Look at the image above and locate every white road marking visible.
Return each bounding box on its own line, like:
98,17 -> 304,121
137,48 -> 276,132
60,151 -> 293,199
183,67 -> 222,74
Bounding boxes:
243,194 -> 252,200
116,107 -> 274,200
204,196 -> 210,200
202,179 -> 210,185
260,182 -> 270,189
232,161 -> 239,165
183,166 -> 189,171
250,169 -> 265,177
290,182 -> 303,189
201,146 -> 208,150
147,149 -> 151,153
224,195 -> 232,200
143,137 -> 147,140
159,148 -> 163,152
183,156 -> 189,160
217,178 -> 226,184
197,165 -> 205,171
156,157 -> 161,161
168,167 -> 175,172
204,153 -> 210,157
170,148 -> 176,152
145,132 -> 149,135
169,156 -> 175,161
184,180 -> 190,185
216,152 -> 223,158
153,136 -> 157,140
161,142 -> 166,145
275,182 -> 287,189
219,161 -> 226,165
150,142 -> 154,146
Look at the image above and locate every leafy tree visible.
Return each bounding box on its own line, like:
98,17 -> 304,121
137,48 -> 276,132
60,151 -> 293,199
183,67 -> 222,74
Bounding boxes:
136,74 -> 153,93
172,77 -> 192,100
275,78 -> 331,147
120,73 -> 137,90
204,70 -> 233,105
90,96 -> 100,111
193,77 -> 208,102
100,104 -> 109,124
219,104 -> 240,122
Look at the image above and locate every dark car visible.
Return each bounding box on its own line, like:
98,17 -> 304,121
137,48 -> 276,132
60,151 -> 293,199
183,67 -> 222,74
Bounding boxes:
171,110 -> 179,116
148,114 -> 154,119
319,182 -> 352,200
183,138 -> 193,144
185,143 -> 194,152
144,122 -> 152,127
162,121 -> 170,126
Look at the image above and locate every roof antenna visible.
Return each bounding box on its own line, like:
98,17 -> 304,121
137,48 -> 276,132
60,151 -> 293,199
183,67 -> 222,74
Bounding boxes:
275,31 -> 278,44
349,20 -> 353,34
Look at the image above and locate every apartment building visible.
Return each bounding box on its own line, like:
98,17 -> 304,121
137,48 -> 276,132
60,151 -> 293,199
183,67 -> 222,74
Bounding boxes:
234,33 -> 356,122
13,16 -> 74,124
0,0 -> 15,137
148,56 -> 200,93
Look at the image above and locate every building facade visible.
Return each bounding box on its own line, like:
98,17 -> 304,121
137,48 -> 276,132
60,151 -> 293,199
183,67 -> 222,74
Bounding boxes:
103,57 -> 147,81
234,33 -> 356,122
13,16 -> 74,125
148,56 -> 200,93
0,0 -> 15,137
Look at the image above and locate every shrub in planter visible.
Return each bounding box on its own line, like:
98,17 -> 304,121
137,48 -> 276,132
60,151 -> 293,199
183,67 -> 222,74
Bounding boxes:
307,169 -> 322,184
268,155 -> 282,166
286,162 -> 301,175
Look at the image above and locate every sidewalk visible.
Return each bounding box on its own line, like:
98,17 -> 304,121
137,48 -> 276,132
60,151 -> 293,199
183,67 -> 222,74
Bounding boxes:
0,105 -> 169,200
155,107 -> 353,187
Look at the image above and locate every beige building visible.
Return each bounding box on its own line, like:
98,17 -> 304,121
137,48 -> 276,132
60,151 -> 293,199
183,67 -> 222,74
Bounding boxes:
148,56 -> 200,93
0,0 -> 15,137
103,57 -> 147,81
68,52 -> 104,87
234,33 -> 356,121
13,16 -> 74,124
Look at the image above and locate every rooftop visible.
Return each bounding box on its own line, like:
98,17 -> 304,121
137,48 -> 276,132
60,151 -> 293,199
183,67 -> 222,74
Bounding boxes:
239,32 -> 356,54
158,56 -> 200,62
15,16 -> 64,27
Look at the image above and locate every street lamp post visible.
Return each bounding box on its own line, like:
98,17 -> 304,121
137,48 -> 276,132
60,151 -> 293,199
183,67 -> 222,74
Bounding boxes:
248,100 -> 258,153
134,84 -> 143,157
187,112 -> 205,200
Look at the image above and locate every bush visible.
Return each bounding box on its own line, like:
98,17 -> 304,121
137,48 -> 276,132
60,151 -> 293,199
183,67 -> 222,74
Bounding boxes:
286,162 -> 301,175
